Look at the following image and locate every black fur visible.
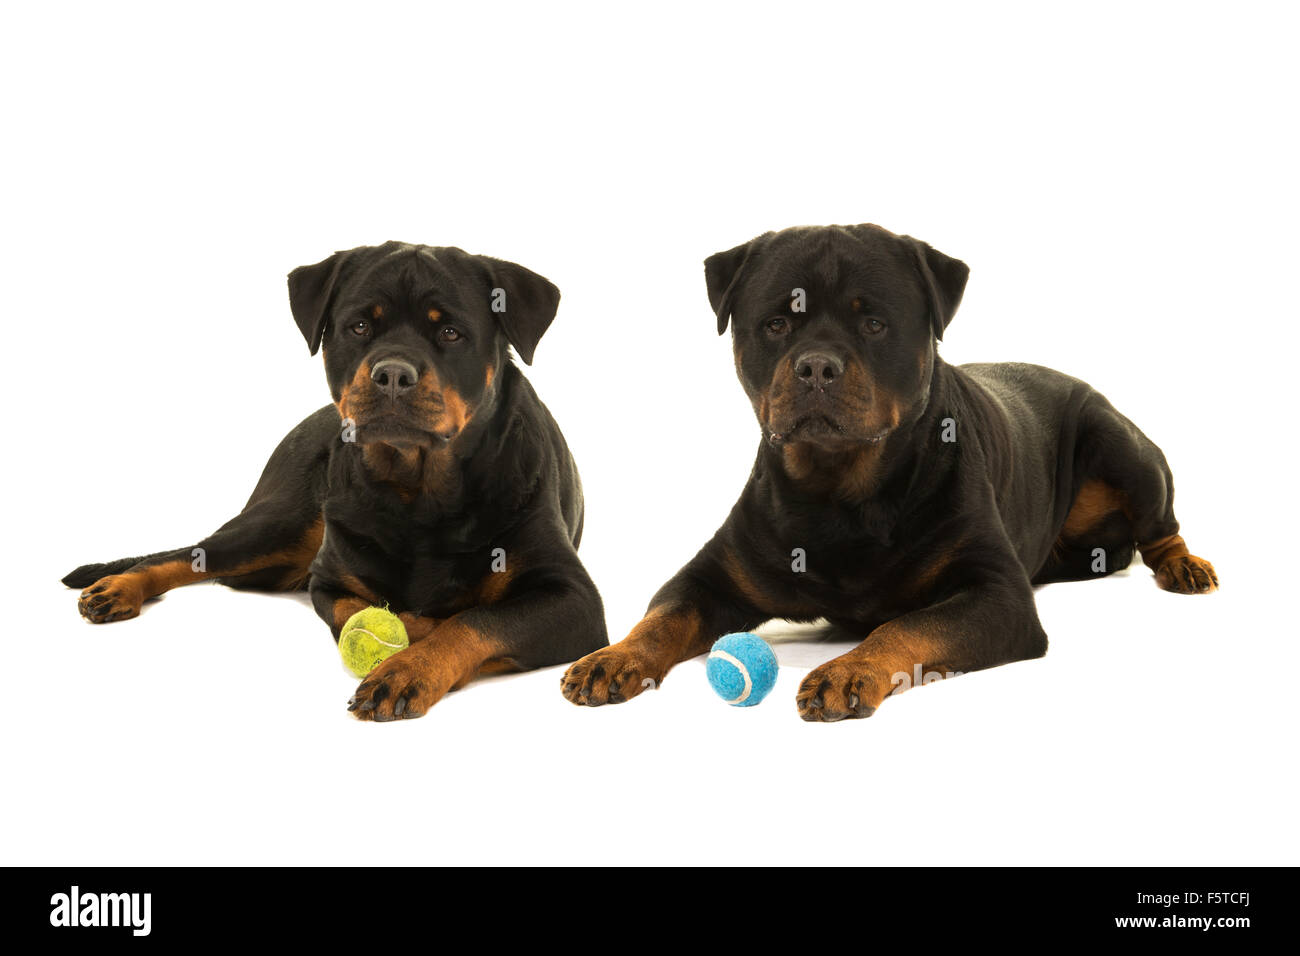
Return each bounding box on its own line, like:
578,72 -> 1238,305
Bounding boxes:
563,223 -> 1216,720
65,242 -> 607,720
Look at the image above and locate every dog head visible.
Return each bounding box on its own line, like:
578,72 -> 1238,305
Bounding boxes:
287,242 -> 559,448
705,224 -> 968,451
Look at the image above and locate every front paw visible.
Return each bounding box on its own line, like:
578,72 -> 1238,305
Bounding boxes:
1155,554 -> 1219,594
347,651 -> 442,721
561,644 -> 659,707
78,575 -> 145,623
796,658 -> 887,722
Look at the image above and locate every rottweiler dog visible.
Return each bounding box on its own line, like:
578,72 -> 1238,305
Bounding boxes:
561,223 -> 1217,721
64,242 -> 608,720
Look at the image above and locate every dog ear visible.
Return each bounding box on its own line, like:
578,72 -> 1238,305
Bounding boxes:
473,256 -> 560,366
704,236 -> 766,335
903,236 -> 969,341
287,250 -> 353,355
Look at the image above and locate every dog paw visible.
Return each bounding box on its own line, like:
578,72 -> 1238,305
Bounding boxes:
1155,554 -> 1218,594
347,652 -> 442,721
796,658 -> 887,722
561,645 -> 659,706
78,575 -> 145,623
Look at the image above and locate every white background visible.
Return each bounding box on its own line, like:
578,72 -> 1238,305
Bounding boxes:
3,1 -> 1296,865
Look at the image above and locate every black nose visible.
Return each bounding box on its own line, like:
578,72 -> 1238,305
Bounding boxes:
370,358 -> 419,399
795,351 -> 844,389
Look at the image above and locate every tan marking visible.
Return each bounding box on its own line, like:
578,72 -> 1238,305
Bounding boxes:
622,603 -> 707,665
332,595 -> 371,632
431,384 -> 471,439
341,361 -> 474,451
360,438 -> 461,500
274,516 -> 325,589
349,617 -> 516,720
336,359 -> 372,423
1138,532 -> 1188,571
415,369 -> 473,442
761,347 -> 897,493
561,603 -> 708,706
343,362 -> 474,496
800,616 -> 958,717
836,447 -> 889,500
134,559 -> 208,595
473,657 -> 521,679
1147,550 -> 1219,594
780,443 -> 889,501
143,518 -> 323,592
338,571 -> 382,606
477,563 -> 514,605
858,622 -> 954,698
781,444 -> 816,481
721,549 -> 770,614
427,308 -> 441,322
360,443 -> 424,501
721,549 -> 821,619
908,538 -> 966,600
765,354 -> 798,433
80,517 -> 325,622
397,612 -> 444,643
1061,479 -> 1127,539
372,304 -> 384,319
1139,533 -> 1219,593
390,619 -> 508,691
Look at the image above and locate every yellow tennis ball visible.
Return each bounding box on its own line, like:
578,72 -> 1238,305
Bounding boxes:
339,607 -> 409,678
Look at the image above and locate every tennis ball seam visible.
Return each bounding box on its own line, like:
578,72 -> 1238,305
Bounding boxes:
345,626 -> 405,650
339,608 -> 409,678
708,648 -> 754,704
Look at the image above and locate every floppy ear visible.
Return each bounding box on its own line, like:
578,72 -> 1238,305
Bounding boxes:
903,236 -> 969,341
704,235 -> 764,335
287,250 -> 352,355
473,256 -> 561,366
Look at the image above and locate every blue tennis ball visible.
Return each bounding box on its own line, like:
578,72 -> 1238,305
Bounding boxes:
707,632 -> 778,707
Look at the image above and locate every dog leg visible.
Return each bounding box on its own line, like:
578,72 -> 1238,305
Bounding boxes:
797,578 -> 1047,722
65,407 -> 335,622
562,543 -> 771,706
68,503 -> 323,623
347,573 -> 606,721
1067,395 -> 1218,594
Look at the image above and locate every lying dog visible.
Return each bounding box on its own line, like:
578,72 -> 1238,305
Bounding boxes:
65,242 -> 608,720
562,223 -> 1216,720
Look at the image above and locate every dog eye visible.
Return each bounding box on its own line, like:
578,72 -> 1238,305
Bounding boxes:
766,317 -> 791,336
349,321 -> 372,337
864,318 -> 886,335
439,326 -> 462,342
